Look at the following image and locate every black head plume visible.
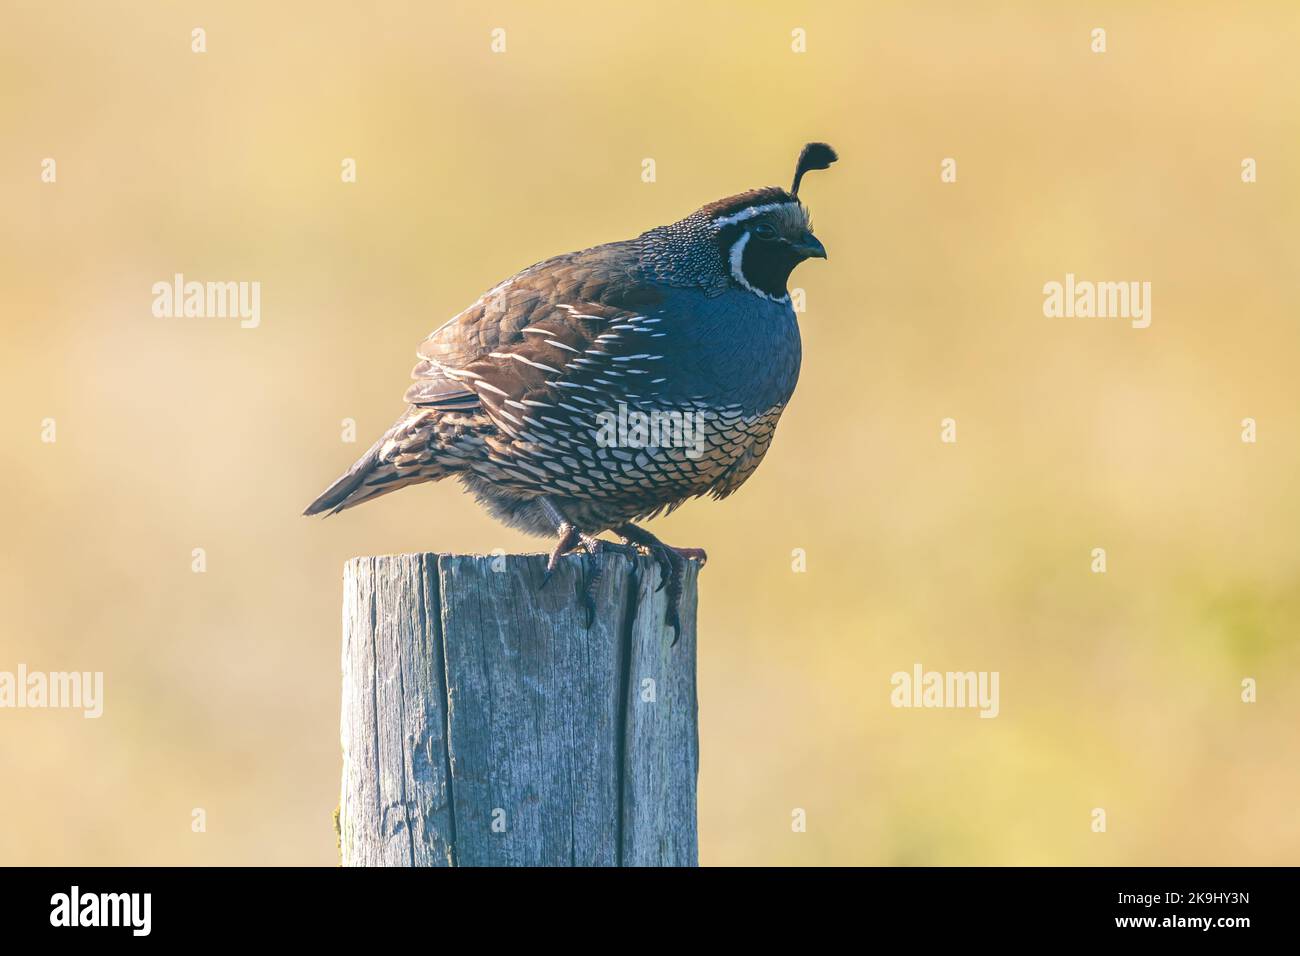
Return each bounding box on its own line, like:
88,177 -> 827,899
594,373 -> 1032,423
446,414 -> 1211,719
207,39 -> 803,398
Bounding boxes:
790,142 -> 838,196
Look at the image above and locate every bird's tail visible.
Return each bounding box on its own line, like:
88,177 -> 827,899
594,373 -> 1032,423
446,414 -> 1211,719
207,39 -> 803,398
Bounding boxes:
303,417 -> 446,516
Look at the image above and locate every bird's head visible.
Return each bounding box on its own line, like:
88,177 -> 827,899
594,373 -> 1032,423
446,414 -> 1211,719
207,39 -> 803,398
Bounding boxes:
697,142 -> 837,302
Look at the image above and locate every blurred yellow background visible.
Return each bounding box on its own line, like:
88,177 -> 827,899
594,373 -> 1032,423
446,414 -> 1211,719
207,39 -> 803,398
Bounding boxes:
2,1 -> 1298,865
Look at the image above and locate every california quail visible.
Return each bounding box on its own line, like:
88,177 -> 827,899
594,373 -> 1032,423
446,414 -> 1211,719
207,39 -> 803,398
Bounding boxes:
306,143 -> 838,637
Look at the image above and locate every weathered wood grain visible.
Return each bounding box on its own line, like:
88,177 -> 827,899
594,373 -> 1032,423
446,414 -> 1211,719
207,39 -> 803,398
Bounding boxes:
620,559 -> 699,866
339,552 -> 699,867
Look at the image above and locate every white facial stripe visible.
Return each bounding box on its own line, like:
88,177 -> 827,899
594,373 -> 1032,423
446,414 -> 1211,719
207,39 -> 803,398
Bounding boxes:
710,201 -> 796,229
727,232 -> 791,304
728,231 -> 750,283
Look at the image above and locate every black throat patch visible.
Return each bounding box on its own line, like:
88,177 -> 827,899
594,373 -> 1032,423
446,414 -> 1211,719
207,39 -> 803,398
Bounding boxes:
738,233 -> 803,300
715,222 -> 801,301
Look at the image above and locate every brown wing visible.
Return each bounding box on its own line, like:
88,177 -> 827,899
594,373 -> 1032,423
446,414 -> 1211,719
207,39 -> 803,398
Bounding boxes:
395,243 -> 786,515
403,244 -> 666,432
311,244 -> 687,517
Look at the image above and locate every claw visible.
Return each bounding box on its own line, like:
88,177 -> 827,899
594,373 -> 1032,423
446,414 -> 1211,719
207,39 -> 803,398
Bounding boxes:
580,559 -> 603,630
612,523 -> 697,645
650,549 -> 673,593
661,550 -> 685,644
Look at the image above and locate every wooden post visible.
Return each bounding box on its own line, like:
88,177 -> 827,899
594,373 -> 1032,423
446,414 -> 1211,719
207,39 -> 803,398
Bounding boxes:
338,552 -> 699,867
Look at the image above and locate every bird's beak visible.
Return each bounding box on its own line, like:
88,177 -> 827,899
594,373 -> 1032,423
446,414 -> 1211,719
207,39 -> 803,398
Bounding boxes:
792,232 -> 827,260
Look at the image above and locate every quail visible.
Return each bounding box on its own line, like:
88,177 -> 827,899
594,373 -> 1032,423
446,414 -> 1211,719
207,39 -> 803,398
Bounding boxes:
306,143 -> 838,637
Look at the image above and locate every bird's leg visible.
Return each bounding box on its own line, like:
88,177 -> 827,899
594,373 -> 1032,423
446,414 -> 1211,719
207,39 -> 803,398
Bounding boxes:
612,524 -> 706,644
538,498 -> 578,590
536,498 -> 634,628
572,532 -> 640,628
541,521 -> 580,590
538,497 -> 568,534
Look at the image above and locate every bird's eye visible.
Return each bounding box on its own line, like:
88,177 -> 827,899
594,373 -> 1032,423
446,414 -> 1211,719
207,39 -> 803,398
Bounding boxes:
752,223 -> 778,241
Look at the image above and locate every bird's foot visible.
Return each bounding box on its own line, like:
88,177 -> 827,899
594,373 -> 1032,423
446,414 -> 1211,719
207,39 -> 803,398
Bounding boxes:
573,534 -> 639,628
540,523 -> 640,628
574,533 -> 637,561
667,546 -> 708,567
613,525 -> 705,645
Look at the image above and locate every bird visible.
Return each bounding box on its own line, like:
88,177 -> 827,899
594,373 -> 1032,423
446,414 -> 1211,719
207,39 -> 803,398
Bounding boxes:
306,142 -> 837,638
